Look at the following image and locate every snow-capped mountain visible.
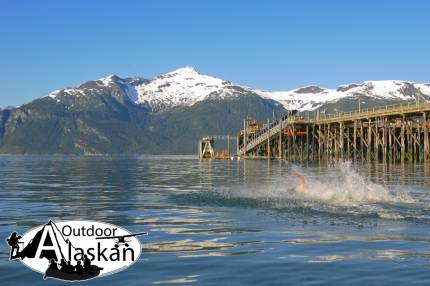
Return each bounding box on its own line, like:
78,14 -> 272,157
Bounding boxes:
133,66 -> 238,110
47,66 -> 245,111
258,81 -> 430,111
47,66 -> 430,112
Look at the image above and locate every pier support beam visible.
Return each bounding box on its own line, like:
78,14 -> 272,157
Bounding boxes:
401,116 -> 406,163
279,119 -> 283,159
424,113 -> 429,162
367,119 -> 372,161
267,118 -> 271,158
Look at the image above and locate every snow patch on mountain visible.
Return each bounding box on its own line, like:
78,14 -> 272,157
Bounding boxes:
131,66 -> 240,110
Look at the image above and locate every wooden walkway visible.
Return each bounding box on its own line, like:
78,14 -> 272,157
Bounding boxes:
237,101 -> 430,162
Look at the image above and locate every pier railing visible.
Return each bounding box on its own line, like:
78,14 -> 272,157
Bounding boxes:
313,101 -> 430,124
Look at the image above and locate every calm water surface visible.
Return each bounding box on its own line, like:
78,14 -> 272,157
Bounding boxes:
1,156 -> 430,285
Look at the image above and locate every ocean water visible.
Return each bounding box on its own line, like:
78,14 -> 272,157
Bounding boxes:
1,156 -> 430,285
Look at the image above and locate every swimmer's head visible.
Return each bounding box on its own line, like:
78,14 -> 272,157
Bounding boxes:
291,172 -> 303,179
291,172 -> 306,194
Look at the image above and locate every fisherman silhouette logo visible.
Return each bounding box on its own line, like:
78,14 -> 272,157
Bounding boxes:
6,220 -> 147,282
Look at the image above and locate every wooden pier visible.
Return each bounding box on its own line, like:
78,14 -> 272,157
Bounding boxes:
234,101 -> 430,162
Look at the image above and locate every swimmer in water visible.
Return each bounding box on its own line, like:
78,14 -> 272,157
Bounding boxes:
291,172 -> 307,195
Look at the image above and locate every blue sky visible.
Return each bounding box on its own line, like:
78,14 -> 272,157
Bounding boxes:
1,0 -> 429,107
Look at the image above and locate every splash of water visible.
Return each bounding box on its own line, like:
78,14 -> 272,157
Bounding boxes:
214,161 -> 414,207
178,161 -> 418,220
290,162 -> 415,206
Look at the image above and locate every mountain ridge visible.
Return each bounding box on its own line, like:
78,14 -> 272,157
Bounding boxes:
43,66 -> 430,113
